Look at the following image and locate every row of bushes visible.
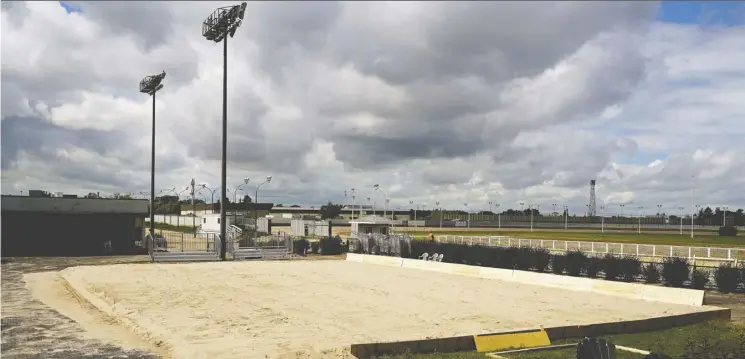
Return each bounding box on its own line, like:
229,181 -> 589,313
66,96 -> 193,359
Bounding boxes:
293,236 -> 347,256
408,241 -> 745,293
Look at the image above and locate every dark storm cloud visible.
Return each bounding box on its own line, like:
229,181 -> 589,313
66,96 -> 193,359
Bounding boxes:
0,115 -> 119,170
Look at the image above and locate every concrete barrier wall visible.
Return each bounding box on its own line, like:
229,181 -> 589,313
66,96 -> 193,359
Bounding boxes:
347,254 -> 705,306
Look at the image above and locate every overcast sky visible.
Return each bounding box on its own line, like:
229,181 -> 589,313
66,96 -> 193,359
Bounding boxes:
1,1 -> 744,215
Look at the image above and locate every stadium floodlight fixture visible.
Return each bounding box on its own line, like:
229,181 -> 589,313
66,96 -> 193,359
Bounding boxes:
139,71 -> 166,96
201,2 -> 247,43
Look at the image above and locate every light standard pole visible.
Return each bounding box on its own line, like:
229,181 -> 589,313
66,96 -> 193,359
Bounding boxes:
464,203 -> 470,228
350,188 -> 356,219
496,204 -> 501,229
199,184 -> 219,214
723,206 -> 729,226
529,205 -> 534,232
139,71 -> 166,238
552,203 -> 557,216
600,206 -> 605,234
637,206 -> 643,234
489,201 -> 493,219
201,2 -> 247,260
563,205 -> 568,230
678,206 -> 684,235
436,201 -> 441,228
657,204 -> 663,229
373,184 -> 389,220
233,177 -> 250,225
409,200 -> 416,227
254,176 -> 272,238
366,197 -> 372,215
690,175 -> 696,239
620,204 -> 626,229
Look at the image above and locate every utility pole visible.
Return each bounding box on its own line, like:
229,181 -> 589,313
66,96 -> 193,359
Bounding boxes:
436,201 -> 441,229
678,206 -> 684,235
190,178 -> 196,233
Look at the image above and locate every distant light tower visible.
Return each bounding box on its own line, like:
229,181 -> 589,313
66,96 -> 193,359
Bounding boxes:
436,201 -> 442,228
600,205 -> 605,233
552,203 -> 557,216
723,206 -> 729,226
637,206 -> 643,234
464,203 -> 470,228
563,205 -> 568,230
678,206 -> 684,235
495,204 -> 501,228
139,70 -> 166,238
588,180 -> 597,216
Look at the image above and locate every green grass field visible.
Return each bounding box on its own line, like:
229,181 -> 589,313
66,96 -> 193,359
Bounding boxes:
400,229 -> 743,248
378,320 -> 744,359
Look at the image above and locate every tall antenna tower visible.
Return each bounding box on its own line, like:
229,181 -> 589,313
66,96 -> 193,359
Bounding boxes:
588,180 -> 597,216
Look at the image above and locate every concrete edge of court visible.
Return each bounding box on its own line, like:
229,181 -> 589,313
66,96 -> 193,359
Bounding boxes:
349,307 -> 732,358
58,268 -> 192,358
345,253 -> 706,306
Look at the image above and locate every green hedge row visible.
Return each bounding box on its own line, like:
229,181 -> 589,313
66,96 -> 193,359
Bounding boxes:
293,236 -> 347,256
408,241 -> 744,292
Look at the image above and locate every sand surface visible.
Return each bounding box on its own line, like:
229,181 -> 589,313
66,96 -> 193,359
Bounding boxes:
60,260 -> 711,359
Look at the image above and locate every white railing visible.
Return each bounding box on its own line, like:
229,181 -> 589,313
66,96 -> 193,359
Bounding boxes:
435,235 -> 745,262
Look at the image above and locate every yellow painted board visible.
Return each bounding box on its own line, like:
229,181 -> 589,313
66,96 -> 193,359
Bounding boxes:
474,328 -> 551,352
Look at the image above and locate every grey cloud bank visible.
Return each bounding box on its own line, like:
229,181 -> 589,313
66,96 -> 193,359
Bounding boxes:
1,2 -> 744,214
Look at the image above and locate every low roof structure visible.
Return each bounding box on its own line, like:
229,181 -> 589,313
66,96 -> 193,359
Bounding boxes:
350,215 -> 393,225
0,195 -> 149,215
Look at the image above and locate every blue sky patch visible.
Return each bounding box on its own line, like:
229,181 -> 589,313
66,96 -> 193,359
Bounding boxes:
656,1 -> 745,26
59,1 -> 82,14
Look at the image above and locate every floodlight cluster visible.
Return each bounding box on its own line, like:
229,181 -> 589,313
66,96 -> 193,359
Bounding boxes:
202,3 -> 247,43
139,71 -> 166,95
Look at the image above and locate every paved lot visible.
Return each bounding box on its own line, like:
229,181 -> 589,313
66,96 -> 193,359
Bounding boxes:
1,256 -> 160,359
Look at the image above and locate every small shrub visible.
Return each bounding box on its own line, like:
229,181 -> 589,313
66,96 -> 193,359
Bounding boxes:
586,256 -> 603,278
662,257 -> 690,288
619,256 -> 642,282
565,250 -> 589,277
310,241 -> 320,254
714,263 -> 741,293
551,254 -> 566,275
642,263 -> 661,284
691,267 -> 710,290
515,247 -> 536,270
718,225 -> 738,237
318,236 -> 345,255
533,248 -> 551,273
601,254 -> 622,281
293,238 -> 310,255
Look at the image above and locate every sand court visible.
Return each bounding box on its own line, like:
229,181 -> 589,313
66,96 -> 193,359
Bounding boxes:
59,260 -> 714,359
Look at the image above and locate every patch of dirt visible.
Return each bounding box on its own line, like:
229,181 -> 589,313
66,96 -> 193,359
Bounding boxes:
704,292 -> 745,325
1,256 -> 162,359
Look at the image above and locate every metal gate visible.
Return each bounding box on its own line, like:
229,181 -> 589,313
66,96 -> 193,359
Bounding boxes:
147,232 -> 221,262
230,232 -> 293,261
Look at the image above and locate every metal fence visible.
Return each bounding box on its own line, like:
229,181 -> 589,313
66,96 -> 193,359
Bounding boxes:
436,235 -> 745,262
231,233 -> 293,260
147,232 -> 221,262
352,233 -> 413,257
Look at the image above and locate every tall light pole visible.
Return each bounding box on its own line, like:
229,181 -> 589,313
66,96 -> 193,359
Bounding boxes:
723,206 -> 729,226
496,204 -> 501,229
678,206 -> 684,235
139,70 -> 166,238
620,204 -> 626,228
690,175 -> 696,239
436,201 -> 442,228
563,205 -> 568,230
529,205 -> 536,232
552,203 -> 557,216
373,184 -> 389,220
199,184 -> 219,214
233,177 -> 250,224
637,206 -> 643,234
254,176 -> 272,238
409,200 -> 416,227
350,188 -> 356,219
202,2 -> 247,260
464,203 -> 470,228
600,206 -> 605,234
657,204 -> 663,229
